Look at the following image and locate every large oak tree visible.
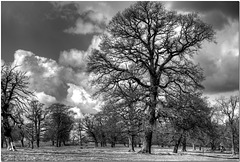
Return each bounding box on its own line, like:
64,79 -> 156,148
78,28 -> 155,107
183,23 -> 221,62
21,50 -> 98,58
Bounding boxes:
87,1 -> 215,153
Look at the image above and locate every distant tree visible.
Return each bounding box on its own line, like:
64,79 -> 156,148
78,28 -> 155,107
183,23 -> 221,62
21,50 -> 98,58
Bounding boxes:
72,118 -> 84,146
88,1 -> 215,153
81,114 -> 101,147
1,64 -> 33,151
25,100 -> 47,147
45,103 -> 75,147
166,93 -> 211,153
216,96 -> 239,154
101,80 -> 145,152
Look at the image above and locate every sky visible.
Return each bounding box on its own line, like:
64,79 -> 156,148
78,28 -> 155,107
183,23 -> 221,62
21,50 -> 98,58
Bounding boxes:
1,1 -> 239,117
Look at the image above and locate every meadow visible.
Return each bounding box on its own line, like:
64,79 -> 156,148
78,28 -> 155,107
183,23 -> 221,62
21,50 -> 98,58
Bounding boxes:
1,144 -> 239,161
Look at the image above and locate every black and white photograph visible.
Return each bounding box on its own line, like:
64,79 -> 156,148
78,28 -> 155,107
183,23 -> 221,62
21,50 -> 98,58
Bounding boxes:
1,1 -> 239,161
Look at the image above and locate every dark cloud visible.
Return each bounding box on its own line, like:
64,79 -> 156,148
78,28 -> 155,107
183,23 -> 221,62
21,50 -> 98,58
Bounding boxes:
1,1 -> 93,63
202,54 -> 239,93
170,1 -> 239,19
168,1 -> 239,30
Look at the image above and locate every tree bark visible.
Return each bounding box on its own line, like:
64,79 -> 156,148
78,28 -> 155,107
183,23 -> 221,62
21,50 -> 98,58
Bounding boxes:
128,135 -> 135,152
31,140 -> 34,149
36,118 -> 41,147
173,134 -> 182,153
141,129 -> 153,154
21,139 -> 24,147
181,133 -> 187,152
230,125 -> 236,155
2,114 -> 16,151
141,85 -> 158,154
192,143 -> 196,150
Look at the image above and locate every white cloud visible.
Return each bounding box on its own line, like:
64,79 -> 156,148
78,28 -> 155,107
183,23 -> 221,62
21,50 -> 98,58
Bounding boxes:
69,107 -> 84,119
59,49 -> 87,69
35,91 -> 57,106
10,46 -> 101,114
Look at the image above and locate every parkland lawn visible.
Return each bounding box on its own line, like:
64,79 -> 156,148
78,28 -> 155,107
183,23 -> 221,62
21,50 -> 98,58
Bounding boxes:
1,145 -> 239,161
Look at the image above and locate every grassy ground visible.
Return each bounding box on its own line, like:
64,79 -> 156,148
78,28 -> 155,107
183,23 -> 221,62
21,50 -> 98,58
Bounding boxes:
1,144 -> 239,161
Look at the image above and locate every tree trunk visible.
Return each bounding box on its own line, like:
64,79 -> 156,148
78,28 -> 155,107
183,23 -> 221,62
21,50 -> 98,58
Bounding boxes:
2,114 -> 16,151
95,141 -> 98,147
36,115 -> 41,148
31,140 -> 34,149
173,134 -> 182,153
210,141 -> 216,151
181,134 -> 187,152
128,135 -> 135,152
52,140 -> 54,146
36,139 -> 40,148
140,82 -> 160,154
192,143 -> 196,150
21,138 -> 24,147
199,145 -> 201,151
141,129 -> 153,154
231,126 -> 236,155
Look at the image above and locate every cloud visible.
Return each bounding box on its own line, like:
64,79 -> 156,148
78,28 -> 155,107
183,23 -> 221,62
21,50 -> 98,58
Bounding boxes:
1,59 -> 5,65
195,21 -> 239,94
167,1 -> 239,30
9,34 -> 102,114
59,49 -> 87,70
58,35 -> 101,72
13,50 -> 69,101
35,91 -> 57,107
51,2 -> 110,35
69,107 -> 84,119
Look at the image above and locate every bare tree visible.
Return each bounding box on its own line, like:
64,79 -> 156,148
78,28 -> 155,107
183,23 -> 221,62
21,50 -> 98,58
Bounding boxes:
87,1 -> 215,153
26,100 -> 48,147
45,103 -> 74,147
1,64 -> 33,151
101,80 -> 145,152
216,96 -> 239,155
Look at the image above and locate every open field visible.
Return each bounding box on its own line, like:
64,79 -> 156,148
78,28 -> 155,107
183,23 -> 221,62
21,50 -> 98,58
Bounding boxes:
1,145 -> 239,161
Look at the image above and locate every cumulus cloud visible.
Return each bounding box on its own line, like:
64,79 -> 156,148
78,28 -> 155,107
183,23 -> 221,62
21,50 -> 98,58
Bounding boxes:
69,107 -> 84,119
13,50 -> 69,101
59,49 -> 87,70
58,35 -> 101,72
35,91 -> 57,107
9,33 -> 102,114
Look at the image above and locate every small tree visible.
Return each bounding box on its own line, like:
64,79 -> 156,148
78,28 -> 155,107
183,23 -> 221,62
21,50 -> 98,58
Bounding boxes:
81,114 -> 101,147
216,96 -> 239,155
1,64 -> 33,151
25,100 -> 47,147
45,103 -> 74,147
166,93 -> 211,153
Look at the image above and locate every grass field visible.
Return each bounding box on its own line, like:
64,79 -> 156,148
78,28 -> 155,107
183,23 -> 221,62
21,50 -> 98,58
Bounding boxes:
1,144 -> 239,161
